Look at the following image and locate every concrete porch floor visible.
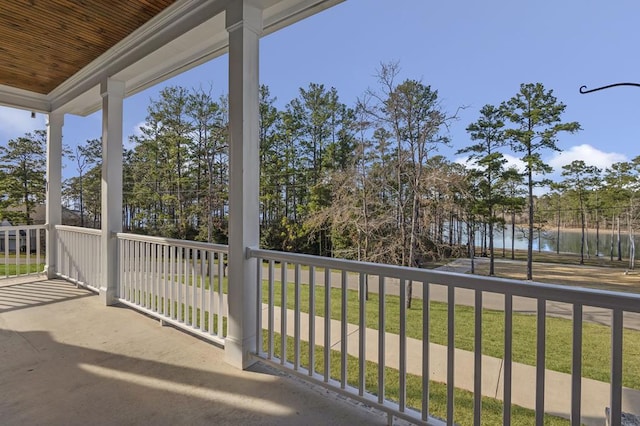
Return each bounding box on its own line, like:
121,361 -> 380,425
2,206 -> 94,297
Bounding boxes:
0,279 -> 394,426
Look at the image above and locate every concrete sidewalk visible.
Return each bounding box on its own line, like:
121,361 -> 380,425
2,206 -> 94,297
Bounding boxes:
263,304 -> 640,426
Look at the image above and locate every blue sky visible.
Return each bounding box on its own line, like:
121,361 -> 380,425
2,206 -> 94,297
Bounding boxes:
1,0 -> 639,184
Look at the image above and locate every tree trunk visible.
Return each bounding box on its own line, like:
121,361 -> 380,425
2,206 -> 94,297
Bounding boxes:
595,207 -> 600,257
511,212 -> 516,260
556,200 -> 561,255
610,216 -> 615,262
580,208 -> 585,265
488,208 -> 495,276
406,191 -> 420,309
527,171 -> 534,280
617,215 -> 622,261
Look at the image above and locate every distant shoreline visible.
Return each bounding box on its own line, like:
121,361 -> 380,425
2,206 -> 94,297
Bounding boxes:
511,225 -> 621,234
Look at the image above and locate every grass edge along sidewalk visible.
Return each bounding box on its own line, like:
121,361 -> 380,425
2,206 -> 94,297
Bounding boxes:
261,280 -> 640,390
265,330 -> 570,426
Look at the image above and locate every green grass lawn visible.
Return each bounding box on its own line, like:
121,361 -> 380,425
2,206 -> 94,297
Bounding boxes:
262,279 -> 640,389
0,263 -> 44,276
267,331 -> 569,426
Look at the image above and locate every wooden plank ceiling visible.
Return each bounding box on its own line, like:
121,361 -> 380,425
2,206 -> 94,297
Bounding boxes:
0,0 -> 176,95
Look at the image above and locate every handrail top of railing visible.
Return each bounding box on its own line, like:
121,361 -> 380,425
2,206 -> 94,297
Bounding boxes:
55,225 -> 102,235
0,224 -> 47,231
115,232 -> 229,253
248,247 -> 640,313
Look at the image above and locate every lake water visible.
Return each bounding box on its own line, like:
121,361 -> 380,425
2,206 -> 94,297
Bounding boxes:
476,225 -> 635,258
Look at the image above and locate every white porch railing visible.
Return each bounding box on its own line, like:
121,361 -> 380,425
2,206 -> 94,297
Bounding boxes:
55,225 -> 101,291
0,224 -> 46,279
248,247 -> 640,426
116,233 -> 228,347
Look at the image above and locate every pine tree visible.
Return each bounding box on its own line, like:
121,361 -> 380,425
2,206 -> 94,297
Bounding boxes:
503,83 -> 580,279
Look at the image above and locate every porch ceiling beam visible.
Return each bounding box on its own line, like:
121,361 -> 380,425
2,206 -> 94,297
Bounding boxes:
0,85 -> 51,113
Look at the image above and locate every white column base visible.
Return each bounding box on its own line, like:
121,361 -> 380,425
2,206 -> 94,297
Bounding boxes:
45,265 -> 57,280
224,335 -> 259,370
99,286 -> 117,306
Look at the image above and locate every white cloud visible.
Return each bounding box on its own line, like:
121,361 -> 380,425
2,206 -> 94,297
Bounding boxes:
548,144 -> 627,171
131,121 -> 148,138
503,153 -> 526,172
0,106 -> 46,141
454,152 -> 526,173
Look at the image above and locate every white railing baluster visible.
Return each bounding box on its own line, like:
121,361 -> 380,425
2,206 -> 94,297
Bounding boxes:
309,265 -> 316,376
610,309 -> 623,426
163,245 -> 168,315
268,259 -> 275,359
256,256 -> 262,348
211,251 -> 216,335
504,293 -> 513,426
358,272 -> 366,396
378,275 -> 385,404
217,252 -> 224,337
118,238 -> 123,297
133,240 -> 139,304
191,248 -> 197,326
200,249 -> 206,332
294,263 -> 301,370
169,244 -> 175,319
177,246 -> 183,322
124,239 -> 131,301
399,279 -> 407,412
280,261 -> 288,365
571,304 -> 583,426
185,248 -> 191,324
15,229 -> 20,275
4,228 -> 9,278
324,267 -> 331,383
341,269 -> 348,389
422,280 -> 430,421
193,249 -> 198,326
36,228 -> 41,274
142,241 -> 148,308
447,285 -> 455,425
152,243 -> 157,312
26,228 -> 31,273
536,298 -> 546,426
474,290 -> 482,426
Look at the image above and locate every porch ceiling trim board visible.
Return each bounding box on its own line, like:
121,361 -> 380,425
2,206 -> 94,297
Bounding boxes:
0,0 -> 344,115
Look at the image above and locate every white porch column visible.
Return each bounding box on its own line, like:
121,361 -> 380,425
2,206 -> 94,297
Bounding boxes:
99,78 -> 125,305
225,1 -> 262,369
45,112 -> 64,279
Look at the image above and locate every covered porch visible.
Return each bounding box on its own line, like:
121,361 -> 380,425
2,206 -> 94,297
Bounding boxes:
0,277 -> 388,425
2,1 -> 640,425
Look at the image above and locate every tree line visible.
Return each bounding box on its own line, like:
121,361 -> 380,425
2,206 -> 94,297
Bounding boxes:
3,63 -> 640,281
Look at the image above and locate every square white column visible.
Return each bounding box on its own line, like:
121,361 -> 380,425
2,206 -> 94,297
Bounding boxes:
225,1 -> 262,369
100,78 -> 125,305
45,112 -> 64,279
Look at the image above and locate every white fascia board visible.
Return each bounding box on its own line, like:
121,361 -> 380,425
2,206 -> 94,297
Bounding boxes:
0,84 -> 50,113
262,0 -> 344,35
